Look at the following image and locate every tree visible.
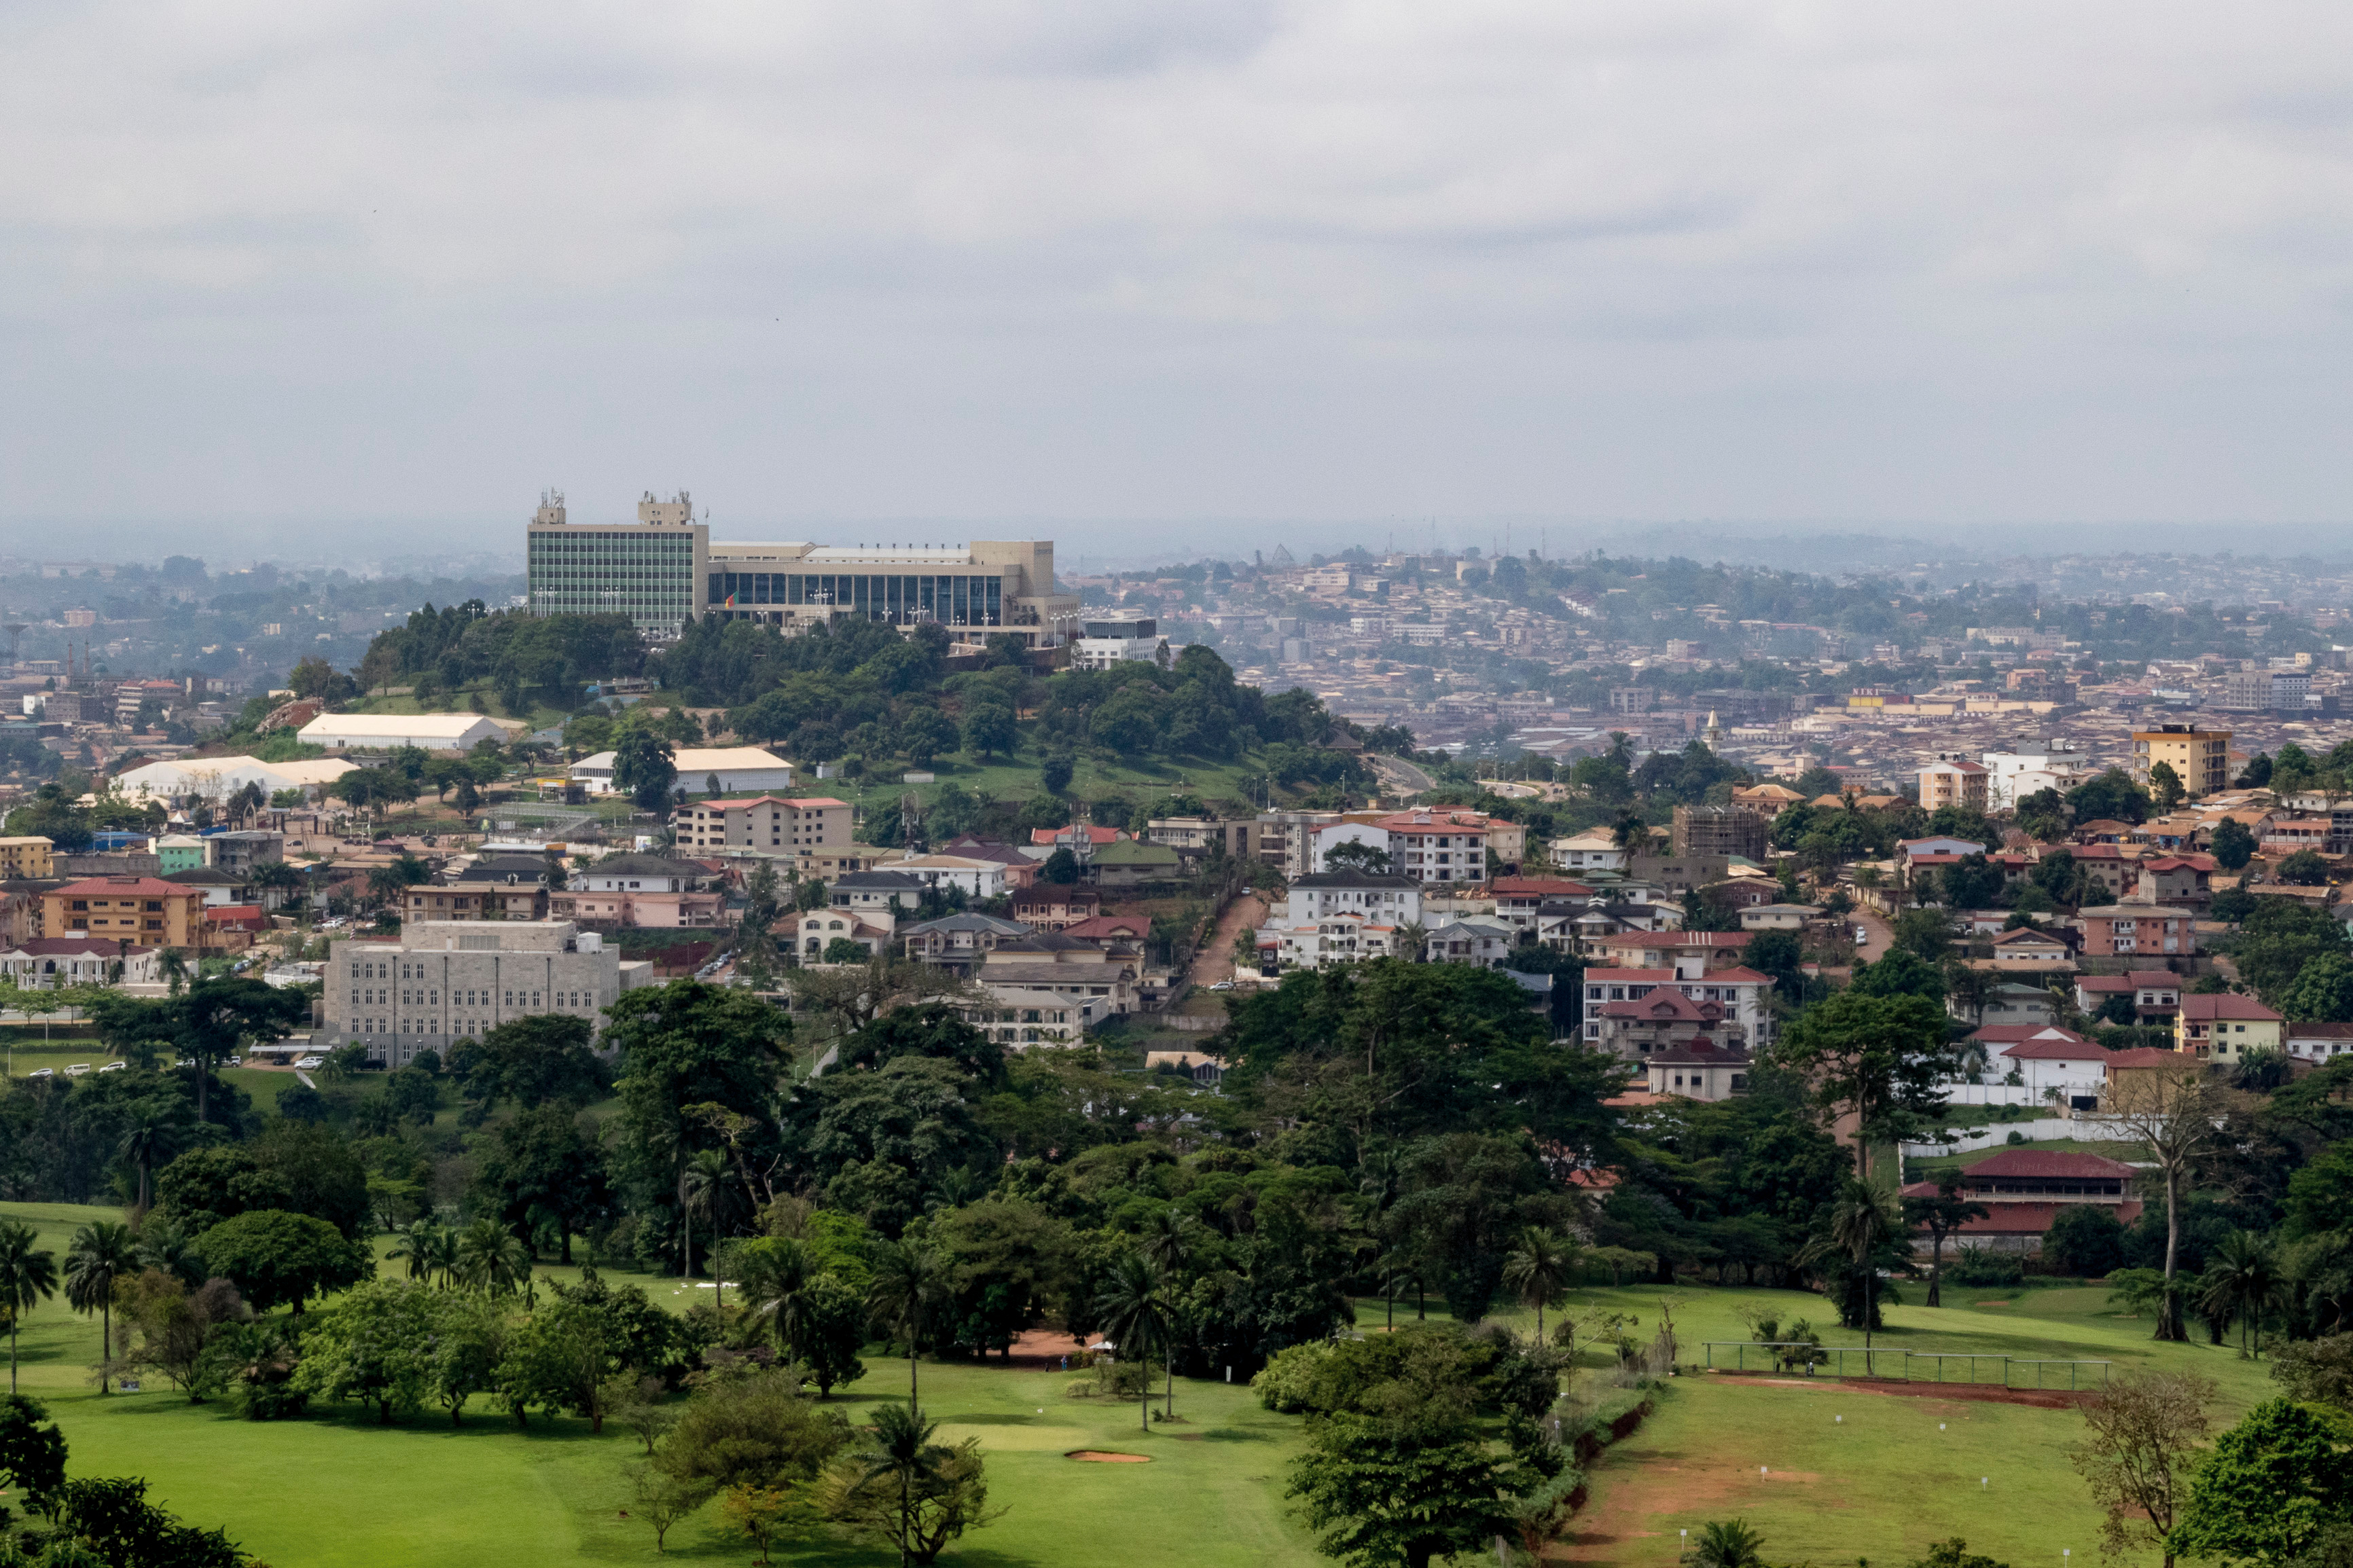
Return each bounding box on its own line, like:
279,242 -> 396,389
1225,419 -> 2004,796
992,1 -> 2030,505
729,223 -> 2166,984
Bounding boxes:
1287,1410 -> 1510,1568
723,1485 -> 793,1567
193,1209 -> 370,1316
2068,769 -> 2153,826
1801,1181 -> 1903,1340
293,1279 -> 437,1423
629,1463 -> 715,1555
734,857 -> 783,992
898,709 -> 958,769
1901,1181 -> 1990,1307
449,1013 -> 607,1116
63,1220 -> 138,1392
0,1222 -> 58,1393
2174,1398 -> 2353,1568
613,730 -> 679,812
2072,1370 -> 2216,1568
1500,1226 -> 1577,1342
119,1272 -> 246,1400
471,1106 -> 612,1265
2149,761 -> 2185,812
456,1217 -> 530,1295
156,979 -> 312,1120
868,1239 -> 951,1407
959,699 -> 1018,761
2043,1205 -> 2129,1279
1094,1252 -> 1168,1434
1685,1519 -> 1770,1568
2197,1230 -> 2282,1359
118,1113 -> 183,1214
1324,840 -> 1396,876
2277,850 -> 2334,887
657,1365 -> 846,1498
1772,991 -> 1955,1180
1040,754 -> 1075,795
0,1393 -> 67,1519
821,1401 -> 999,1568
2104,1059 -> 2227,1341
1039,846 -> 1081,885
2212,817 -> 2258,871
428,1291 -> 509,1425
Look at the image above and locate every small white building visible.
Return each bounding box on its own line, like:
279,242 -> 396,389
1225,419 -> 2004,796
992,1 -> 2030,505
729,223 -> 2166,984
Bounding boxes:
1738,902 -> 1820,932
1549,828 -> 1628,875
572,746 -> 795,797
1260,913 -> 1400,970
298,712 -> 514,752
1981,743 -> 2098,810
1280,872 -> 1424,927
797,909 -> 895,961
883,853 -> 1009,900
1974,1025 -> 2108,1105
1070,617 -> 1168,671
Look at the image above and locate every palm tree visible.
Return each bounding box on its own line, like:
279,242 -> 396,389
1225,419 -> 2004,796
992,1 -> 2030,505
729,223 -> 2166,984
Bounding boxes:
118,1116 -> 178,1213
867,1239 -> 949,1406
742,1237 -> 817,1361
1799,1182 -> 1902,1350
681,1148 -> 731,1300
1094,1253 -> 1168,1436
64,1221 -> 138,1392
1137,1211 -> 1199,1419
0,1221 -> 60,1393
134,1218 -> 204,1287
1687,1518 -> 1770,1568
850,1400 -> 950,1568
1501,1226 -> 1579,1343
456,1219 -> 528,1296
2198,1230 -> 2282,1359
389,1219 -> 448,1284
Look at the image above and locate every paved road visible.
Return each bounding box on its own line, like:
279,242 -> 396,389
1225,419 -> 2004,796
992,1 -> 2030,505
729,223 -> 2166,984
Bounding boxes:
1371,753 -> 1434,796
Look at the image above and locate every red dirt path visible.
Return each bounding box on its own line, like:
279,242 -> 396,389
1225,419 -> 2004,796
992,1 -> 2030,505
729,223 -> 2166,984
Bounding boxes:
1706,1370 -> 2098,1408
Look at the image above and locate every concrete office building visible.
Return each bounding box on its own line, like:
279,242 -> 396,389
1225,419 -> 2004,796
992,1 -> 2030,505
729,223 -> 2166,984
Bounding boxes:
525,490 -> 1079,644
324,920 -> 657,1068
1071,617 -> 1168,670
2133,724 -> 2233,799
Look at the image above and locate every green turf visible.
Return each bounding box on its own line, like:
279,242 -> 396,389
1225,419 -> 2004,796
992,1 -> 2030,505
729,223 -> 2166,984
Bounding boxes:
3,1201 -> 1321,1567
1526,1280 -> 2279,1568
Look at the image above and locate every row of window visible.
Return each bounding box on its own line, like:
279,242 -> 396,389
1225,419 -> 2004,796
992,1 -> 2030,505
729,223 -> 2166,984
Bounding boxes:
706,572 -> 1005,624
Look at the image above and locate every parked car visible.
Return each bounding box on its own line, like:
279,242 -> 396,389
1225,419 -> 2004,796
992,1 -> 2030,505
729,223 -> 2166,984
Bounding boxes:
225,1055 -> 242,1067
293,1055 -> 326,1070
26,1067 -> 52,1080
1208,981 -> 1235,991
63,1063 -> 92,1077
98,1061 -> 126,1073
1855,926 -> 1871,945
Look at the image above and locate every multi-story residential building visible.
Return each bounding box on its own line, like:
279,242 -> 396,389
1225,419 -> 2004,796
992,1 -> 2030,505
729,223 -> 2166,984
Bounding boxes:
0,839 -> 53,879
1670,805 -> 1767,862
324,920 -> 655,1068
1918,754 -> 1990,812
962,986 -> 1107,1049
207,831 -> 285,876
549,853 -> 723,928
1489,875 -> 1594,932
1424,916 -> 1517,966
978,936 -> 1140,1014
1644,1041 -> 1753,1101
2076,902 -> 2197,958
1312,809 -> 1494,884
674,796 -> 851,855
830,871 -> 927,912
41,877 -> 203,949
1971,1025 -> 2108,1104
900,913 -> 1030,967
1980,743 -> 2098,809
2074,970 -> 2185,1025
797,908 -> 895,960
2220,669 -> 2311,712
1728,783 -> 1805,822
1279,872 -> 1425,927
1260,913 -> 1402,970
1008,886 -> 1102,930
401,853 -> 552,924
2133,723 -> 2232,799
0,936 -> 162,989
1071,617 -> 1167,670
2176,994 -> 2283,1063
1580,963 -> 1776,1055
878,853 -> 1011,900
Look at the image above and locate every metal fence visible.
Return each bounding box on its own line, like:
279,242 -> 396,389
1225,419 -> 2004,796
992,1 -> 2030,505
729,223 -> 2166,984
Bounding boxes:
1702,1342 -> 2112,1390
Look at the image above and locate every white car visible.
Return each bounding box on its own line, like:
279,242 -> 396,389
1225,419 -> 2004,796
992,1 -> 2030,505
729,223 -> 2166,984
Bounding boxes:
293,1055 -> 326,1070
98,1061 -> 126,1073
1855,926 -> 1870,945
63,1063 -> 92,1077
1209,981 -> 1235,991
26,1068 -> 52,1080
225,1055 -> 242,1067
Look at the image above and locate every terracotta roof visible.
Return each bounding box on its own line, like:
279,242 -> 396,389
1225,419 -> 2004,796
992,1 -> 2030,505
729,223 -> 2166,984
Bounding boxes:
1647,1042 -> 1752,1065
1600,989 -> 1723,1022
1058,915 -> 1150,940
2178,994 -> 2283,1022
2288,1021 -> 2353,1040
1999,1036 -> 2108,1061
1030,825 -> 1127,845
1491,876 -> 1595,898
51,876 -> 191,898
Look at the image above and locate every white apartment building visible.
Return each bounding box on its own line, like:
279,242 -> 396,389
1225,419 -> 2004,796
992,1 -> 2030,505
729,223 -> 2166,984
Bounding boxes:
1279,872 -> 1425,926
324,921 -> 656,1068
675,795 -> 850,854
1980,742 -> 2099,809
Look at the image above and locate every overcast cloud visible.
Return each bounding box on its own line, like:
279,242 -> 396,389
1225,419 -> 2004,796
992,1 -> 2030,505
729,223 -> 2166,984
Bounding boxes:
4,1 -> 2352,560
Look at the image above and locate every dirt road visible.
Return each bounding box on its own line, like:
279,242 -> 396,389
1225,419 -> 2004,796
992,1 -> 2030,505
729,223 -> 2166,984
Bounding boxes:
1187,893 -> 1268,989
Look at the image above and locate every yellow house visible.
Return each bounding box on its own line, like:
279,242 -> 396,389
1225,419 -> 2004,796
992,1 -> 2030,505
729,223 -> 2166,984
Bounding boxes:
2174,993 -> 2282,1061
0,837 -> 54,878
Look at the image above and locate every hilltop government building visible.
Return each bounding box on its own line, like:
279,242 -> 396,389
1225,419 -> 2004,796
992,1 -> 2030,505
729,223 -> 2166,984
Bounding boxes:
524,490 -> 1080,644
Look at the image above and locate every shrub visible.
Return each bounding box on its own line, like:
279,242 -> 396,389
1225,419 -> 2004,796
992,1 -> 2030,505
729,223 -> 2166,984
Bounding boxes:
1947,1245 -> 2024,1288
2043,1205 -> 2129,1278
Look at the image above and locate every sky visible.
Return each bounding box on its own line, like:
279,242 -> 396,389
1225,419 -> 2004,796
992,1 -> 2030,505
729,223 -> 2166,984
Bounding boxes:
6,1 -> 2353,565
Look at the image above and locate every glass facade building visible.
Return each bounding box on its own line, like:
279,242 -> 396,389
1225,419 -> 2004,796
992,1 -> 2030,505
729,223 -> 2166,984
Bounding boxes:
706,570 -> 1003,626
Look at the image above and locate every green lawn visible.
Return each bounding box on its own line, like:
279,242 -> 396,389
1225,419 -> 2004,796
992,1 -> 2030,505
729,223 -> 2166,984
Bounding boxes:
1527,1279 -> 2279,1568
4,1201 -> 1321,1568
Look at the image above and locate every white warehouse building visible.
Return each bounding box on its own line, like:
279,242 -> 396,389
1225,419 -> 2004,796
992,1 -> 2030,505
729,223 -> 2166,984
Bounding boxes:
298,712 -> 517,752
571,746 -> 795,797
